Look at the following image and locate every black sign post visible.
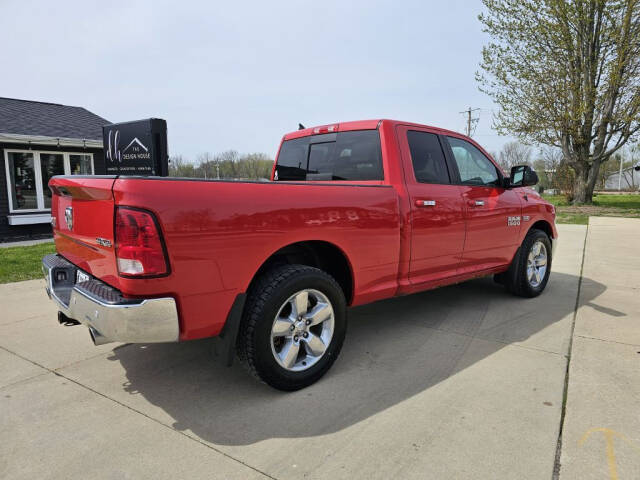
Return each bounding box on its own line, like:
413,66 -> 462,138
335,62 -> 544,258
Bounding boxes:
100,118 -> 168,176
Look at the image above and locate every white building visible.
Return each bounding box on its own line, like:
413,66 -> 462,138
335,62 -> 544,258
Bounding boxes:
604,163 -> 640,191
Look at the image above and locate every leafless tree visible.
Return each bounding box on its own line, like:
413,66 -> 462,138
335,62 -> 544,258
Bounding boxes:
497,141 -> 532,171
197,152 -> 216,179
539,146 -> 563,170
168,155 -> 197,177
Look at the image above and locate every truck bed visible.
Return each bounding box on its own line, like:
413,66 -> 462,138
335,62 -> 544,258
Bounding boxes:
50,175 -> 402,339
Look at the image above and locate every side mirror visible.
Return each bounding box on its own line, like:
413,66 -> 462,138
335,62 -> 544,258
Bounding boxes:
509,165 -> 538,188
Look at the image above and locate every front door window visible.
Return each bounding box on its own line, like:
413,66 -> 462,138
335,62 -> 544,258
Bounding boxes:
447,137 -> 500,186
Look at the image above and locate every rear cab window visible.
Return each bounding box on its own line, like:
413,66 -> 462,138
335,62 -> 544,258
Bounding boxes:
274,130 -> 383,182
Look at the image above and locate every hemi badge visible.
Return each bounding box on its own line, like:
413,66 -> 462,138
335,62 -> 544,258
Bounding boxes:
523,215 -> 530,222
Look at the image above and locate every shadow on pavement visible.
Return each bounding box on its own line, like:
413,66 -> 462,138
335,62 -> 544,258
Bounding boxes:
108,272 -> 608,446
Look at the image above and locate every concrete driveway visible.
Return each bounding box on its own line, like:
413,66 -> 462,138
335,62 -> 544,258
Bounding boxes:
0,221 -> 637,479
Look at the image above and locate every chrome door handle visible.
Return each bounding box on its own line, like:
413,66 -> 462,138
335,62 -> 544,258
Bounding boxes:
416,200 -> 436,207
474,200 -> 485,206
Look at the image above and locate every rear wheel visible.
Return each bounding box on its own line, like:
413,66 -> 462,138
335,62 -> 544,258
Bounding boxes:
504,229 -> 552,297
237,264 -> 347,391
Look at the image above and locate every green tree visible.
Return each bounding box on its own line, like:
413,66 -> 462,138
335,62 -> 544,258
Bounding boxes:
238,153 -> 273,179
532,158 -> 550,188
478,0 -> 640,203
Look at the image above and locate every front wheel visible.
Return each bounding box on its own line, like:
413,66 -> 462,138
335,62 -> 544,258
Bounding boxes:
504,229 -> 552,297
237,264 -> 347,391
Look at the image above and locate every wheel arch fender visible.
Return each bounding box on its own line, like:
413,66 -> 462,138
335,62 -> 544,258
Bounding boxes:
528,219 -> 554,240
246,240 -> 355,305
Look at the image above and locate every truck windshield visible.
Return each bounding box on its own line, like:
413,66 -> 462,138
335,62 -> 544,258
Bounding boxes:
275,130 -> 383,181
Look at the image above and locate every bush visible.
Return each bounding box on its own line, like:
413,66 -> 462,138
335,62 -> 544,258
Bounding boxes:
553,163 -> 576,203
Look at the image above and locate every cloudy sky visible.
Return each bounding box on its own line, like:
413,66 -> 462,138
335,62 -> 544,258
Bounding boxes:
2,0 -> 514,160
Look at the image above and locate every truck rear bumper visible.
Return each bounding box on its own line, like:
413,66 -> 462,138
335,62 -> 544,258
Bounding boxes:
42,254 -> 179,345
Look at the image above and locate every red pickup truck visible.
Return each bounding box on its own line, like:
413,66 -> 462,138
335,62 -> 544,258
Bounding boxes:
43,119 -> 557,390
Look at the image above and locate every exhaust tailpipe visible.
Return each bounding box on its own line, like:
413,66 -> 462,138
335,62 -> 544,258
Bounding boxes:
58,311 -> 80,326
88,326 -> 111,346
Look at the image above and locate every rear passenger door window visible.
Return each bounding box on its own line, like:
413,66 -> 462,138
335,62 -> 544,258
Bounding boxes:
406,131 -> 450,184
447,137 -> 500,186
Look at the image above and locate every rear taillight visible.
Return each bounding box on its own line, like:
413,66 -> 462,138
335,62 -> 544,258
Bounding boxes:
115,207 -> 169,277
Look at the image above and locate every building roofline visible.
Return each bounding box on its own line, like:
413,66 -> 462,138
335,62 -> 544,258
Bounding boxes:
0,96 -> 70,107
0,132 -> 103,148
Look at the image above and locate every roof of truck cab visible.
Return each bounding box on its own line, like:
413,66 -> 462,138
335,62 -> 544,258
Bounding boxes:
282,119 -> 467,141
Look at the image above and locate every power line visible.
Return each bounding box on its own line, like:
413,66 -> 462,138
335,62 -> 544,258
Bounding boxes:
459,107 -> 480,137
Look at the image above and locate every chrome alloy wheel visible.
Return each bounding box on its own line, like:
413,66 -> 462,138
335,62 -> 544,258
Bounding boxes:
526,240 -> 548,288
270,289 -> 335,372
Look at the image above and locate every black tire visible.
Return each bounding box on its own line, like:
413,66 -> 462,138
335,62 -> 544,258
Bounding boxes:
236,264 -> 347,391
504,229 -> 552,298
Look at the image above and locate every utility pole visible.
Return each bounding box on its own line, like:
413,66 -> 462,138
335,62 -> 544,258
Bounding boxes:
459,107 -> 480,137
618,154 -> 623,191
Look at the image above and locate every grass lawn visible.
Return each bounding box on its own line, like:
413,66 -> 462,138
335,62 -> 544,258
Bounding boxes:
0,242 -> 56,284
542,193 -> 640,224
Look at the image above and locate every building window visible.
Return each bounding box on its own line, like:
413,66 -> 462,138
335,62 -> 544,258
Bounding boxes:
69,154 -> 93,175
7,152 -> 38,210
4,149 -> 94,212
40,153 -> 65,209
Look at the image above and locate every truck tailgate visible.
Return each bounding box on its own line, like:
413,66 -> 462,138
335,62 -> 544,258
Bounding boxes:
49,176 -> 120,289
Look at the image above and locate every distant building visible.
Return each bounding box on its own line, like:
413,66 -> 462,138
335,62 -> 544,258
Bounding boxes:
0,97 -> 109,241
604,163 -> 640,191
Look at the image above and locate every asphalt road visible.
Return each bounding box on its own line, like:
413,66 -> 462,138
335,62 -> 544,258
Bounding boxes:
1,220 -> 638,479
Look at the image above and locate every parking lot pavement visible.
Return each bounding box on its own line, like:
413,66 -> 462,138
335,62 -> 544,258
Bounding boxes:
0,224 -> 602,479
559,217 -> 640,480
